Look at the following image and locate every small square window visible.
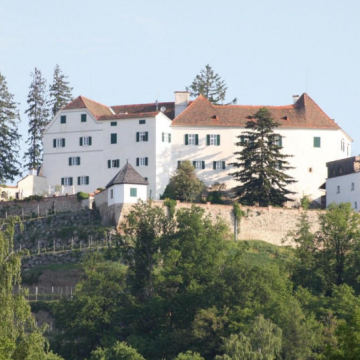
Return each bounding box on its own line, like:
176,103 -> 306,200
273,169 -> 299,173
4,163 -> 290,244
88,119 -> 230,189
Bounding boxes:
111,121 -> 117,126
63,177 -> 72,186
83,137 -> 91,146
78,176 -> 89,185
60,115 -> 66,124
81,114 -> 87,122
70,157 -> 80,166
314,137 -> 321,148
139,157 -> 146,166
55,138 -> 65,148
139,132 -> 147,142
194,161 -> 203,169
188,134 -> 196,145
209,135 -> 217,146
130,188 -> 137,197
139,119 -> 146,124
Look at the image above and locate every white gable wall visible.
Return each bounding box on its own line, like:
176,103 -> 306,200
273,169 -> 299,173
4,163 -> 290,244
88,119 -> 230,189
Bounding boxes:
107,184 -> 147,206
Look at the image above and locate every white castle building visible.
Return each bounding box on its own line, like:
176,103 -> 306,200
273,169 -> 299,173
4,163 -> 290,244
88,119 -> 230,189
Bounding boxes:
43,92 -> 352,205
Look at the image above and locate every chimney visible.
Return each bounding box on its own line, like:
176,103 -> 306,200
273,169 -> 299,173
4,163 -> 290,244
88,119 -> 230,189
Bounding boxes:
292,95 -> 300,104
174,91 -> 190,118
29,168 -> 37,176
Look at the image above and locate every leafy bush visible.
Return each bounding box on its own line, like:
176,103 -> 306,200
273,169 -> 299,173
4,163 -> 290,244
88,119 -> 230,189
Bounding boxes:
77,192 -> 89,201
207,191 -> 224,204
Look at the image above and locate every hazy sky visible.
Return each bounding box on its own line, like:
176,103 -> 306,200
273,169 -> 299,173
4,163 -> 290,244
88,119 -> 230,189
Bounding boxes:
2,0 -> 360,184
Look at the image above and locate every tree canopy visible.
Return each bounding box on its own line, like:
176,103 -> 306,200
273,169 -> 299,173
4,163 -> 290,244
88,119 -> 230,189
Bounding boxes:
229,108 -> 296,207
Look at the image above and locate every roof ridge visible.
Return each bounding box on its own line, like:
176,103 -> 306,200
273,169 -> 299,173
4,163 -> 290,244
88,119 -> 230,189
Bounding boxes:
111,101 -> 174,108
80,96 -> 111,110
173,95 -> 213,121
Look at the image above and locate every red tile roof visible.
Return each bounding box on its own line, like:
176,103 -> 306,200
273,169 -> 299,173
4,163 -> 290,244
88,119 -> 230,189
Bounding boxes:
97,112 -> 160,120
111,102 -> 176,120
171,93 -> 340,130
63,96 -> 113,119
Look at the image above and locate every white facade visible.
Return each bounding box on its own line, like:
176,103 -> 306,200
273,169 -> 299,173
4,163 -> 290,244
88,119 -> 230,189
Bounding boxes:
43,104 -> 172,199
326,172 -> 360,210
172,126 -> 351,203
107,184 -> 148,206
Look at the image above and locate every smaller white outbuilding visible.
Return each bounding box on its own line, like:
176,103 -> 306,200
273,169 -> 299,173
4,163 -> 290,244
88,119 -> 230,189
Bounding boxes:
106,161 -> 149,205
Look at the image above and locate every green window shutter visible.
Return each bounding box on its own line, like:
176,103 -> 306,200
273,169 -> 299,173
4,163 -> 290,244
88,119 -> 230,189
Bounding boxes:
62,138 -> 65,147
185,134 -> 188,145
178,161 -> 181,169
213,161 -> 216,170
53,139 -> 56,148
61,178 -> 64,185
202,161 -> 205,169
70,177 -> 73,186
77,157 -> 81,165
80,137 -> 83,146
162,132 -> 164,142
145,157 -> 148,166
195,134 -> 199,145
207,135 -> 210,146
116,159 -> 120,167
145,132 -> 148,141
81,114 -> 87,122
136,158 -> 139,166
69,157 -> 72,166
217,135 -> 220,146
278,136 -> 282,147
130,188 -> 137,197
168,133 -> 171,143
86,176 -> 89,185
240,135 -> 244,145
108,160 -> 111,168
89,137 -> 92,146
111,134 -> 117,144
136,132 -> 139,142
77,177 -> 80,186
314,137 -> 321,148
193,161 -> 196,167
222,161 -> 225,169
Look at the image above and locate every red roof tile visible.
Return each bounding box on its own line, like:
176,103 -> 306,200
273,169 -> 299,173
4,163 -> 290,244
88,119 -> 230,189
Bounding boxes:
63,96 -> 113,119
111,102 -> 176,120
171,93 -> 340,130
97,112 -> 160,120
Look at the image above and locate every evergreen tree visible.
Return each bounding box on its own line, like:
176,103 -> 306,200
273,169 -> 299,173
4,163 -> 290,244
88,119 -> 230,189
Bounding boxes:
229,108 -> 296,207
48,64 -> 73,117
0,73 -> 22,184
186,64 -> 237,104
23,68 -> 50,170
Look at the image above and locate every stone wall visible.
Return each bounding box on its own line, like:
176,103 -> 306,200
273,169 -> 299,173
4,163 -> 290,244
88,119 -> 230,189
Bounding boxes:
112,200 -> 322,247
0,195 -> 83,218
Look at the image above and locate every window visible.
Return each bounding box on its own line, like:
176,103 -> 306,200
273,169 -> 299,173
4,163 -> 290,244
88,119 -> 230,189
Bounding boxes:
351,183 -> 355,191
207,134 -> 220,146
240,135 -> 246,145
136,131 -> 148,142
111,133 -> 117,144
213,161 -> 226,170
130,188 -> 137,197
136,157 -> 148,166
355,202 -> 358,209
139,119 -> 146,124
79,136 -> 92,146
337,186 -> 340,194
245,160 -> 251,169
314,137 -> 321,148
162,132 -> 172,143
341,139 -> 345,152
53,138 -> 65,148
185,134 -> 198,145
78,176 -> 89,185
193,161 -> 205,169
110,189 -> 114,199
309,167 -> 313,173
275,136 -> 282,147
69,157 -> 80,166
61,177 -> 73,186
111,121 -> 117,126
275,161 -> 282,170
81,114 -> 87,122
60,115 -> 66,124
108,159 -> 120,168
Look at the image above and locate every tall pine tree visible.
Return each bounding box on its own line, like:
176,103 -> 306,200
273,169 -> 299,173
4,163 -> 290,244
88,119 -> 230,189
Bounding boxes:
23,68 -> 49,170
0,73 -> 22,184
48,64 -> 73,117
186,64 -> 237,104
229,108 -> 296,207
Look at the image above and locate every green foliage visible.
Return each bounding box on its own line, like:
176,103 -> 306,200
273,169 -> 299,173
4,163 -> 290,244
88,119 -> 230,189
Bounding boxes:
161,160 -> 205,202
174,351 -> 205,360
232,202 -> 245,222
300,195 -> 311,210
48,64 -> 73,117
186,64 -> 237,105
0,72 -> 22,183
229,108 -> 296,207
22,194 -> 43,202
23,67 -> 50,169
163,198 -> 177,218
77,191 -> 89,201
207,191 -> 224,204
90,341 -> 146,360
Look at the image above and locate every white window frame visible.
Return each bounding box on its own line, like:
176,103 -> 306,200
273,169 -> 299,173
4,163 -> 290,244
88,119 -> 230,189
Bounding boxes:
194,161 -> 203,170
79,176 -> 88,185
111,160 -> 117,168
70,157 -> 80,166
83,136 -> 91,146
209,134 -> 217,146
188,134 -> 196,145
139,132 -> 147,142
215,161 -> 222,170
139,157 -> 146,166
56,138 -> 64,148
63,177 -> 72,186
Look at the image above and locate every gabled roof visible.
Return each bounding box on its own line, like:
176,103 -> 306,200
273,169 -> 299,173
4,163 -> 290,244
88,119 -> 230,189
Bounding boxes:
171,93 -> 341,130
62,96 -> 114,119
111,102 -> 176,120
106,162 -> 148,188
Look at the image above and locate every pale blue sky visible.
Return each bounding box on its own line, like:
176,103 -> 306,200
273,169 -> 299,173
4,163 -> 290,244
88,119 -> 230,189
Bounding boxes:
2,0 -> 360,184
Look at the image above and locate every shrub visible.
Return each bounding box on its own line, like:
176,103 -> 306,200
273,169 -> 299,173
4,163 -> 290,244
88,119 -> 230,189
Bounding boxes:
77,192 -> 89,201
